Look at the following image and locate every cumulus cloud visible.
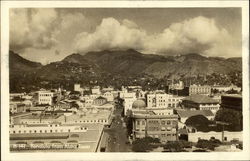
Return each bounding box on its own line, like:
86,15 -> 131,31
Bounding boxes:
10,8 -> 58,51
10,9 -> 240,59
74,16 -> 241,57
74,17 -> 147,53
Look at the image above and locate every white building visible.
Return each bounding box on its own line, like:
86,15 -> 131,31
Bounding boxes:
169,81 -> 184,90
102,86 -> 114,92
188,131 -> 242,143
182,95 -> 220,114
212,85 -> 241,92
102,92 -> 114,102
123,93 -> 137,115
92,86 -> 101,95
38,91 -> 53,105
9,123 -> 88,134
189,84 -> 211,96
74,84 -> 82,92
146,92 -> 183,109
119,91 -> 136,99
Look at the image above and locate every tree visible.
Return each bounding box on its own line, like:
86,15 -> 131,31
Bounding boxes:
185,115 -> 212,132
215,109 -> 242,131
164,141 -> 182,152
163,140 -> 192,152
132,139 -> 150,152
196,139 -> 220,151
125,110 -> 133,137
132,136 -> 160,152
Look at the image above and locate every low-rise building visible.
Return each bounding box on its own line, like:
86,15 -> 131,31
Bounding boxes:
91,86 -> 101,95
182,95 -> 220,114
188,131 -> 242,143
189,84 -> 211,96
93,96 -> 107,106
132,112 -> 178,142
130,99 -> 178,142
38,91 -> 53,105
175,109 -> 215,123
123,96 -> 137,115
212,85 -> 241,92
102,92 -> 114,102
146,92 -> 183,109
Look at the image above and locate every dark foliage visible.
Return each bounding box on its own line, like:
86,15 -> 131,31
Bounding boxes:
132,136 -> 160,152
215,109 -> 243,131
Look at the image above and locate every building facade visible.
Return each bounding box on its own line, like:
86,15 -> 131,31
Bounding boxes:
146,93 -> 182,109
189,85 -> 211,96
132,114 -> 178,142
38,91 -> 53,105
182,95 -> 220,114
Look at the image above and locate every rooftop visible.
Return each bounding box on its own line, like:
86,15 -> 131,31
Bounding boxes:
176,109 -> 214,118
222,94 -> 242,99
183,95 -> 219,104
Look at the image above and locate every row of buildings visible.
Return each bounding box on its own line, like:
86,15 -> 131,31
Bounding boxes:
167,81 -> 241,96
119,85 -> 242,144
9,85 -> 117,152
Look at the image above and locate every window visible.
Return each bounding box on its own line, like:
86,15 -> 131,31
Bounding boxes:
68,129 -> 70,132
224,137 -> 227,141
40,130 -> 42,133
161,121 -> 165,125
13,131 -> 15,133
50,130 -> 53,133
34,130 -> 37,133
167,121 -> 171,125
137,121 -> 140,125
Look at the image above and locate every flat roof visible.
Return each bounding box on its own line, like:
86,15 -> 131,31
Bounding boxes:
183,95 -> 219,104
176,109 -> 214,118
133,114 -> 178,119
222,94 -> 242,98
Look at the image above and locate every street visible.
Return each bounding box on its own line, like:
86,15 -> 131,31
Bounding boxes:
104,107 -> 131,152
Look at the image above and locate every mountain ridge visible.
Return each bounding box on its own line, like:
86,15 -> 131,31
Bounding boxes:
10,49 -> 242,78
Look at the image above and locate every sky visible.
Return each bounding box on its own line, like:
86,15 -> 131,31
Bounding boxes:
9,8 -> 242,65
